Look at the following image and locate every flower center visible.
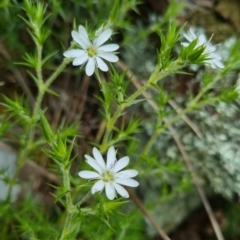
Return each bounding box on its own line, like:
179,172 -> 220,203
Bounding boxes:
102,171 -> 114,182
87,47 -> 97,57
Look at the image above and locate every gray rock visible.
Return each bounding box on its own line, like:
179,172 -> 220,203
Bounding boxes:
0,143 -> 20,201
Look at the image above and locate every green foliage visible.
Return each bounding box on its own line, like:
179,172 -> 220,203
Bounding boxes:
157,21 -> 182,69
224,39 -> 240,71
179,38 -> 205,63
2,95 -> 32,125
20,0 -> 50,45
223,203 -> 240,238
39,110 -> 55,143
1,0 -> 240,239
0,118 -> 12,138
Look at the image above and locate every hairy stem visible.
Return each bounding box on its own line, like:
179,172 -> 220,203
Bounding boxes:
7,57 -> 71,201
59,166 -> 77,240
100,60 -> 182,152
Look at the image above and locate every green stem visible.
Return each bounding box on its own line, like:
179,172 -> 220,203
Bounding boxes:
6,58 -> 72,202
36,45 -> 43,85
59,166 -> 77,240
162,72 -> 223,133
76,191 -> 92,207
142,129 -> 160,156
100,60 -> 183,152
142,71 -> 223,155
44,58 -> 72,90
189,72 -> 222,108
101,81 -> 153,152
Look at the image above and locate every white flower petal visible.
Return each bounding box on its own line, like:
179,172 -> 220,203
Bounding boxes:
91,180 -> 105,194
98,44 -> 119,52
78,25 -> 89,41
189,28 -> 197,38
78,170 -> 100,179
98,52 -> 118,62
105,182 -> 115,200
63,49 -> 85,58
181,42 -> 190,47
182,28 -> 224,69
206,45 -> 216,53
78,146 -> 139,200
85,155 -> 103,173
71,31 -> 83,46
96,57 -> 108,72
71,31 -> 90,49
95,29 -> 112,47
115,169 -> 138,178
209,63 -> 216,69
211,59 -> 224,69
215,60 -> 224,69
115,178 -> 139,187
198,34 -> 207,45
80,38 -> 92,50
183,32 -> 195,42
210,52 -> 222,60
95,25 -> 104,37
85,58 -> 95,76
113,156 -> 129,172
92,147 -> 106,169
72,54 -> 89,66
106,146 -> 116,169
113,183 -> 129,198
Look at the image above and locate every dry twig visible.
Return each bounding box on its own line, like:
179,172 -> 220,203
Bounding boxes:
127,188 -> 171,240
117,60 -> 203,139
0,41 -> 35,106
118,60 -> 224,240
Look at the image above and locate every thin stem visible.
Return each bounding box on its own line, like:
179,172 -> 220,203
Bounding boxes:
36,45 -> 43,85
100,60 -> 183,151
27,89 -> 45,147
127,67 -> 224,240
168,125 -> 225,240
76,191 -> 92,207
101,78 -> 155,152
6,50 -> 45,201
117,60 -> 204,140
142,129 -> 160,156
7,58 -> 72,201
159,106 -> 192,136
128,188 -> 171,240
167,99 -> 203,139
44,58 -> 72,89
101,105 -> 123,148
143,72 -> 224,154
101,81 -> 152,152
188,72 -> 222,109
59,166 -> 77,240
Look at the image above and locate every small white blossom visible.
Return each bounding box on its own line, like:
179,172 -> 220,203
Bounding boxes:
63,25 -> 119,76
182,28 -> 224,69
78,146 -> 139,200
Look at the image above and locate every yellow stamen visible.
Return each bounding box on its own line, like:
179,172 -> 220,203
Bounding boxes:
87,47 -> 97,57
102,171 -> 114,182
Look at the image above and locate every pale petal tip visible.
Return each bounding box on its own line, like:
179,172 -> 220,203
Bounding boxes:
78,171 -> 86,178
134,182 -> 139,187
108,146 -> 116,154
91,187 -> 100,194
93,147 -> 99,154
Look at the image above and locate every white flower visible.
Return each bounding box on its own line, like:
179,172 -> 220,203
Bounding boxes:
63,25 -> 119,76
78,146 -> 139,200
182,28 -> 224,69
